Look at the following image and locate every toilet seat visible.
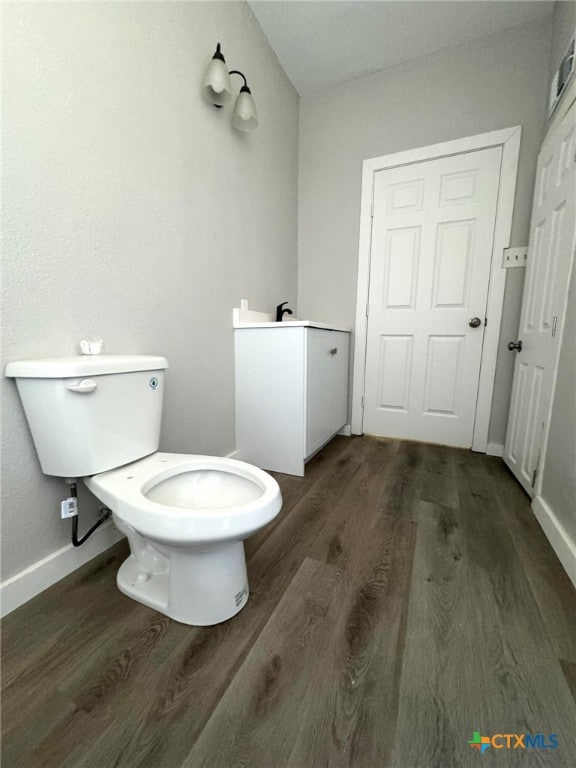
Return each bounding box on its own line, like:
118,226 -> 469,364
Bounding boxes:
85,452 -> 281,546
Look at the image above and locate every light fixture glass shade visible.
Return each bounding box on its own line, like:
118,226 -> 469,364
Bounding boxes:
203,58 -> 231,108
232,90 -> 258,131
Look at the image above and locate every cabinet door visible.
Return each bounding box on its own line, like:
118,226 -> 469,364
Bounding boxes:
235,327 -> 306,475
306,330 -> 349,457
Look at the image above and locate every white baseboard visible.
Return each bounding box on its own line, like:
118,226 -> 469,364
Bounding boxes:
338,424 -> 352,437
0,522 -> 125,618
532,495 -> 576,589
486,442 -> 504,457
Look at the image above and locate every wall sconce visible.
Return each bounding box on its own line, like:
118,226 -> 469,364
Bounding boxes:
203,44 -> 258,132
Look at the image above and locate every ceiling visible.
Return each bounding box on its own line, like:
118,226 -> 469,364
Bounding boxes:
248,1 -> 554,94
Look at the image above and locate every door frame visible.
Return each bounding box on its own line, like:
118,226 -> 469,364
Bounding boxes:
351,126 -> 521,451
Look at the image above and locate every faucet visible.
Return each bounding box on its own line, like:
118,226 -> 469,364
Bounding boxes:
276,302 -> 293,322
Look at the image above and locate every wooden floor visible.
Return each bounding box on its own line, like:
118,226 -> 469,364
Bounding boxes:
2,436 -> 575,768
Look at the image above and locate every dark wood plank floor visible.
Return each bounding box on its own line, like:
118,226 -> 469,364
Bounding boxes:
2,436 -> 575,768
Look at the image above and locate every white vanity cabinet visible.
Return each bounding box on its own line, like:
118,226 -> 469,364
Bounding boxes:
234,324 -> 350,476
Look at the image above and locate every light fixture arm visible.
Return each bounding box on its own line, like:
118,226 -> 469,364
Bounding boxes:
213,42 -> 225,62
229,70 -> 251,94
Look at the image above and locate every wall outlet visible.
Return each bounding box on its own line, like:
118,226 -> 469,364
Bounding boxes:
60,497 -> 78,518
502,246 -> 528,269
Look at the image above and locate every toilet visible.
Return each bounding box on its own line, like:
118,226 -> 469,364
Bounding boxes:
6,354 -> 282,625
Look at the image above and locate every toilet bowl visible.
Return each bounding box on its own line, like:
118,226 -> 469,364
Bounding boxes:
85,452 -> 282,626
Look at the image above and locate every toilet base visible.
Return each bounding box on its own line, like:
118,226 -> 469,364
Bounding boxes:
117,539 -> 249,626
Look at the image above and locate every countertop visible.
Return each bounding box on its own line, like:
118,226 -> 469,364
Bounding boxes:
233,320 -> 351,333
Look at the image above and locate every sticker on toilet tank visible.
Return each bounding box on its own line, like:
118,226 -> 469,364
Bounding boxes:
235,586 -> 248,607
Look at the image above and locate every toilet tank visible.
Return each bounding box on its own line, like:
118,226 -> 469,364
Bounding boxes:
6,355 -> 168,478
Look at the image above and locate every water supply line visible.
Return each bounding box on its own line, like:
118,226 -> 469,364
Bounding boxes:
66,480 -> 112,547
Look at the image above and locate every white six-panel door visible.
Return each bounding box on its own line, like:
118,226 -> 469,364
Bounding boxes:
363,147 -> 502,447
504,101 -> 576,496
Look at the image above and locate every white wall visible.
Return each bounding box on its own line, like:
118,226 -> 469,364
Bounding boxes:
1,2 -> 298,587
298,19 -> 552,447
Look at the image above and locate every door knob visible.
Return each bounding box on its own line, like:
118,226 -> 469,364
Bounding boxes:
508,340 -> 522,352
469,317 -> 482,328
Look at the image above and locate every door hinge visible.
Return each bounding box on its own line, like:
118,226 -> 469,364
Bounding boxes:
366,303 -> 370,317
532,467 -> 537,487
370,201 -> 374,218
484,317 -> 488,327
361,396 -> 365,408
551,315 -> 558,337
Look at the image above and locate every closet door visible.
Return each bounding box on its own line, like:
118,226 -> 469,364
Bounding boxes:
504,100 -> 576,496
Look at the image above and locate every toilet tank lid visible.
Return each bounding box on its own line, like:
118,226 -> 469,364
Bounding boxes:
6,354 -> 169,378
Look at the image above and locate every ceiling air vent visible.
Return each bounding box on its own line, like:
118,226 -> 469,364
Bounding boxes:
549,36 -> 575,117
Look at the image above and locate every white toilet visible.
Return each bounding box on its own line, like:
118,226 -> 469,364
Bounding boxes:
6,354 -> 282,626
